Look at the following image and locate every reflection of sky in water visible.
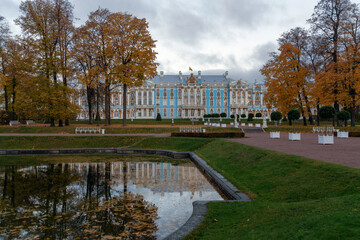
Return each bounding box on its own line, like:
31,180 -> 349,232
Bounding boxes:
0,161 -> 223,240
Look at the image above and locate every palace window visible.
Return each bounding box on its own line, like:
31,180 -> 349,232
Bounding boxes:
170,109 -> 174,117
143,92 -> 147,105
148,91 -> 152,105
138,92 -> 142,105
170,89 -> 174,99
130,92 -> 135,106
163,109 -> 167,117
217,90 -> 221,107
210,91 -> 214,107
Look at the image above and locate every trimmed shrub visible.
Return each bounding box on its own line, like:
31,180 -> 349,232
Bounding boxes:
270,111 -> 282,121
171,132 -> 245,138
319,106 -> 335,120
287,109 -> 300,121
156,113 -> 162,121
287,109 -> 300,132
349,132 -> 360,137
214,113 -> 220,118
220,112 -> 227,118
248,113 -> 254,121
241,114 -> 246,118
337,110 -> 351,131
255,112 -> 262,118
230,114 -> 235,119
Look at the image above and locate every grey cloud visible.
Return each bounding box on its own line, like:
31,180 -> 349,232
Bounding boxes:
250,41 -> 277,65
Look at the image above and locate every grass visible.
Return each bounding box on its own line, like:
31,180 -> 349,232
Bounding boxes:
130,137 -> 360,239
0,125 -> 241,134
1,135 -> 360,239
0,136 -> 145,149
131,137 -> 212,152
0,154 -> 191,166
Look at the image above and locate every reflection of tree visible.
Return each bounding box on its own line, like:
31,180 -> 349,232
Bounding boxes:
0,164 -> 79,239
75,193 -> 158,239
0,163 -> 158,239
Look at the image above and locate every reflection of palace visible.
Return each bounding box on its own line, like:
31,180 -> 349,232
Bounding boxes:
71,161 -> 215,196
74,71 -> 268,119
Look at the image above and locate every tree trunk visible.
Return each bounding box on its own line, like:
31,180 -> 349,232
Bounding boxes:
96,86 -> 100,126
302,115 -> 307,126
4,85 -> 8,112
58,119 -> 63,127
50,118 -> 55,127
122,84 -> 127,126
351,107 -> 355,127
87,86 -> 93,124
334,101 -> 340,126
289,119 -> 292,126
104,83 -> 111,126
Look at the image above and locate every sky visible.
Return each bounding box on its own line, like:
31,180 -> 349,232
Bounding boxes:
1,0 -> 359,83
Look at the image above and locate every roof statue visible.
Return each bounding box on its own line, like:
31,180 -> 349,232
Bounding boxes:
186,73 -> 197,84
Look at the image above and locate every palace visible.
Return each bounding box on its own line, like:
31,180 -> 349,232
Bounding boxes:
76,71 -> 269,119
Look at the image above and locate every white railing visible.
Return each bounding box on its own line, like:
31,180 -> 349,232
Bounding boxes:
313,127 -> 339,134
75,127 -> 104,134
179,127 -> 204,133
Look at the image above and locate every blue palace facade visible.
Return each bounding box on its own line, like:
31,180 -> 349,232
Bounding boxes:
76,70 -> 269,119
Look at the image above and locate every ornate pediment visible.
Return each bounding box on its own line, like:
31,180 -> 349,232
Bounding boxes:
186,73 -> 197,84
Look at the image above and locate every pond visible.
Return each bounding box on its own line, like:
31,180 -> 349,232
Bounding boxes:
0,158 -> 223,239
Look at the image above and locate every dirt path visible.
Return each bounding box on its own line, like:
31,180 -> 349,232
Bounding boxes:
229,132 -> 360,169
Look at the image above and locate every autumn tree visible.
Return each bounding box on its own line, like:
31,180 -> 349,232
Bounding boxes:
261,43 -> 311,125
308,0 -> 354,125
106,12 -> 158,126
73,25 -> 101,125
79,9 -> 158,126
0,16 -> 10,114
15,0 -> 77,126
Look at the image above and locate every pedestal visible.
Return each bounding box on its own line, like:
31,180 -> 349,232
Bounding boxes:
270,132 -> 280,139
289,133 -> 301,141
318,135 -> 334,145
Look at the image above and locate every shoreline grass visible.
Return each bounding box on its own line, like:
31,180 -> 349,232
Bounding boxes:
0,136 -> 145,149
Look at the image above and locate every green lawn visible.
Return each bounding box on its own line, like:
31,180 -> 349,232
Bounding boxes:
0,136 -> 145,149
132,137 -> 360,239
1,136 -> 360,239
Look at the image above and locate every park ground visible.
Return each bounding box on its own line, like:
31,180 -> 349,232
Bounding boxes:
1,120 -> 360,239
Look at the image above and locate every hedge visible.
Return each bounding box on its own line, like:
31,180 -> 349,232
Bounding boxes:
349,132 -> 360,137
171,132 -> 245,138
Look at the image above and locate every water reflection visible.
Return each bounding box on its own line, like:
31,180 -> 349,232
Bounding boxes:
0,161 -> 223,239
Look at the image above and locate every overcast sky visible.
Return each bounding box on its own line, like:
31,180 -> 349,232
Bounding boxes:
2,0 -> 360,83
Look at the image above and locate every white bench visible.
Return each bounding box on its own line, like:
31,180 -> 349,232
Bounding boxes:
9,121 -> 20,126
26,120 -> 35,125
75,127 -> 104,134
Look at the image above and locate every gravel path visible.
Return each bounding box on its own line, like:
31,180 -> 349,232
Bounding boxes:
229,132 -> 360,169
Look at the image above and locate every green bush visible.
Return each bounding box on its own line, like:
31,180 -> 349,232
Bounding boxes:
319,106 -> 335,120
337,110 -> 350,121
220,112 -> 227,118
156,113 -> 162,121
214,113 -> 220,118
230,114 -> 235,119
255,112 -> 262,118
241,114 -> 246,118
270,111 -> 282,121
248,113 -> 254,121
287,109 -> 300,121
